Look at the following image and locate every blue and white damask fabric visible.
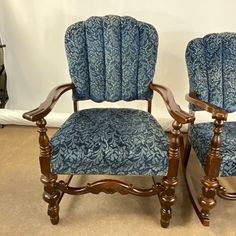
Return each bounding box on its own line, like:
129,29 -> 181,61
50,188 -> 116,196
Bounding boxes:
189,122 -> 236,176
186,32 -> 236,112
50,108 -> 168,176
65,15 -> 158,102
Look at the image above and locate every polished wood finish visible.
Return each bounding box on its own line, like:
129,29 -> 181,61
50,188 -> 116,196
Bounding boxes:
57,175 -> 74,204
36,119 -> 60,225
159,121 -> 182,228
198,116 -> 224,225
150,83 -> 195,124
23,83 -> 74,122
180,132 -> 210,225
184,92 -> 232,226
185,92 -> 228,119
56,178 -> 164,196
148,99 -> 152,113
217,186 -> 236,200
23,82 -> 194,227
150,84 -> 194,227
184,163 -> 210,225
181,112 -> 194,168
73,100 -> 78,112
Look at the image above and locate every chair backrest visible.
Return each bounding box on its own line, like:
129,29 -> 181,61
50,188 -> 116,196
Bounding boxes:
65,15 -> 158,102
186,32 -> 236,113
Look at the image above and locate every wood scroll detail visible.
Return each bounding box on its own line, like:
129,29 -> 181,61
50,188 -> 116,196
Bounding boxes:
55,178 -> 165,197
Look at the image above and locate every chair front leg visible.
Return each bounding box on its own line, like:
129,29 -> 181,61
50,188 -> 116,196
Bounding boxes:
198,118 -> 224,222
160,121 -> 182,228
37,119 -> 60,225
41,174 -> 60,224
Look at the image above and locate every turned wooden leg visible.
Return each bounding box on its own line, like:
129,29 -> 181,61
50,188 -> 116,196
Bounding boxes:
160,121 -> 182,228
198,118 -> 224,225
160,176 -> 178,228
36,118 -> 60,224
198,177 -> 219,222
41,174 -> 60,224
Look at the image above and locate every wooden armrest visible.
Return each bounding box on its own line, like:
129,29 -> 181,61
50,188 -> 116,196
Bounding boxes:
23,83 -> 74,122
150,83 -> 195,124
186,92 -> 228,121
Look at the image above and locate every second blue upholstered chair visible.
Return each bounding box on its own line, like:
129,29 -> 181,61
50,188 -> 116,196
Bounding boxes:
185,32 -> 236,226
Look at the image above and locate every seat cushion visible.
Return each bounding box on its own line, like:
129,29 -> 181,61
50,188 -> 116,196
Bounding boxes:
189,122 -> 236,176
50,108 -> 168,176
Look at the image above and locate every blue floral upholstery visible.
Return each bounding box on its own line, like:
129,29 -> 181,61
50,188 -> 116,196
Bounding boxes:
186,33 -> 236,177
186,32 -> 236,112
65,15 -> 158,102
189,122 -> 236,177
50,16 -> 168,177
50,108 -> 168,176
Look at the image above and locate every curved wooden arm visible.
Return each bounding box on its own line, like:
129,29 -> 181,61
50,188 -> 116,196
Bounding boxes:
186,92 -> 228,121
23,83 -> 74,122
150,83 -> 195,124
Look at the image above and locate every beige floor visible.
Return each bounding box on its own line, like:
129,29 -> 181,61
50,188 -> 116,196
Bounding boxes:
1,125 -> 236,236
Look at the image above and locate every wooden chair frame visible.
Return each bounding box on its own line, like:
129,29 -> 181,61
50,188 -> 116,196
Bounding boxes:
23,82 -> 194,228
183,91 -> 236,226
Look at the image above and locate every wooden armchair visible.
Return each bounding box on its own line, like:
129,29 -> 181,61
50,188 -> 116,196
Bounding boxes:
184,32 -> 236,226
23,15 -> 194,228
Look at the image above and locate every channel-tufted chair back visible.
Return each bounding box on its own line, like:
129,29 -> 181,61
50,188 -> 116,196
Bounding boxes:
186,32 -> 236,112
184,32 -> 236,225
65,15 -> 158,102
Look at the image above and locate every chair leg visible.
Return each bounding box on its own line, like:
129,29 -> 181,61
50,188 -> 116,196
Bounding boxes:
197,118 -> 224,225
159,176 -> 178,228
198,176 -> 219,221
36,119 -> 61,224
41,174 -> 60,225
159,120 -> 181,228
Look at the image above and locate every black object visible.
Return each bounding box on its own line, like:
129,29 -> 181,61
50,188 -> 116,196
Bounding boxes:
0,38 -> 8,128
0,38 -> 8,109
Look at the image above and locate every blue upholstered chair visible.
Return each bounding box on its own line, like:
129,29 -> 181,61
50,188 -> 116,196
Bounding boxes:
184,32 -> 236,226
23,15 -> 193,227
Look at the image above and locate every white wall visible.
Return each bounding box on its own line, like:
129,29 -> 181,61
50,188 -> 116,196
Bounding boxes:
1,0 -> 236,126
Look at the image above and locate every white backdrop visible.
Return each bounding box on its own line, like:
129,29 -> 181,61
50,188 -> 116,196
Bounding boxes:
1,0 -> 236,127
